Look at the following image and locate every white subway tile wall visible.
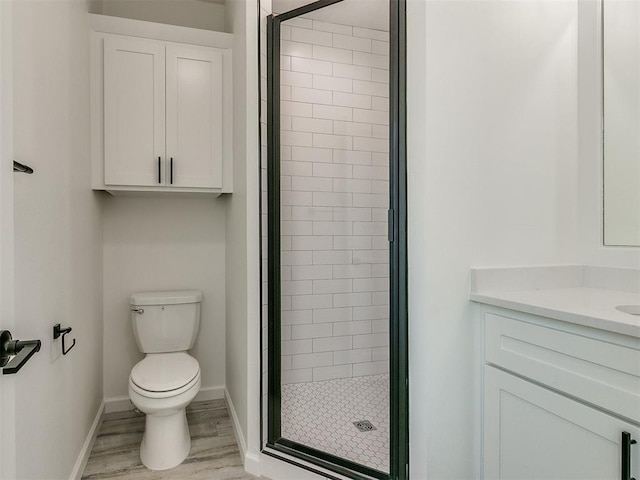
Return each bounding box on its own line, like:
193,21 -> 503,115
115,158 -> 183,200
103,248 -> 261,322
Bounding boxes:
279,19 -> 390,384
261,9 -> 391,465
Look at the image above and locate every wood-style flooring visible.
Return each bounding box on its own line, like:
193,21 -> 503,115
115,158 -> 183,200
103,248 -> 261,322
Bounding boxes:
82,399 -> 259,480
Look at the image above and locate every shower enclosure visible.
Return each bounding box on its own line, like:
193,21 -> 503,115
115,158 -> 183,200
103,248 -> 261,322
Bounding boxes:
260,1 -> 407,478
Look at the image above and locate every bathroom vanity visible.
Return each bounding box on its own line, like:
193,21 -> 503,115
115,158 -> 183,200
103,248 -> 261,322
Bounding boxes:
471,266 -> 640,479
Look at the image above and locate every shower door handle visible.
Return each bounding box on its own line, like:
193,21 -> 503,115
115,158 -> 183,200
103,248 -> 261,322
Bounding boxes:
388,209 -> 395,242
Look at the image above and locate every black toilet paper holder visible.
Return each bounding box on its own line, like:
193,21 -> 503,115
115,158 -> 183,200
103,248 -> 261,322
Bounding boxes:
53,324 -> 75,355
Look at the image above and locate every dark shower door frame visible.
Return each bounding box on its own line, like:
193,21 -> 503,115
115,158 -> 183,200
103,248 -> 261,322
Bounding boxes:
265,1 -> 407,479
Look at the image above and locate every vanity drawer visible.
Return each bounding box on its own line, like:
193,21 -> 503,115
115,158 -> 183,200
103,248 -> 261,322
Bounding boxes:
485,313 -> 640,423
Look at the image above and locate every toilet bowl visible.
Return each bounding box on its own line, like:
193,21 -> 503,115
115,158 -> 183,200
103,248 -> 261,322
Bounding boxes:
129,352 -> 200,470
129,352 -> 201,470
128,290 -> 203,471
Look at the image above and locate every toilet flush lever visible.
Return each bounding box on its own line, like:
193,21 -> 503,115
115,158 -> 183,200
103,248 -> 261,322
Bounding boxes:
131,308 -> 144,315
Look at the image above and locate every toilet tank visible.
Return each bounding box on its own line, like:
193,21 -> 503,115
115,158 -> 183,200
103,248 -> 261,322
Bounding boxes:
130,290 -> 202,353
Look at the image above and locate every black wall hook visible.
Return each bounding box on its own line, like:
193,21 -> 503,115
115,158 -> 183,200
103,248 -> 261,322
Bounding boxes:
53,324 -> 75,355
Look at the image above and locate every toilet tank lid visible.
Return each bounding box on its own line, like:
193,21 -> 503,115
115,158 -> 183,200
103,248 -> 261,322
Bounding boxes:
130,290 -> 202,306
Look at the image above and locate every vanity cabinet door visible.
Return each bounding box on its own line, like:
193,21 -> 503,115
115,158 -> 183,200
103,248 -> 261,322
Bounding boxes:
484,366 -> 640,480
165,45 -> 223,189
103,36 -> 165,187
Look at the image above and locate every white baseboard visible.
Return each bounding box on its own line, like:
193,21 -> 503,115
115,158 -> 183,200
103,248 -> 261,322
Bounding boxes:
244,451 -> 261,477
104,385 -> 225,413
194,385 -> 225,402
69,400 -> 104,480
224,389 -> 262,477
104,395 -> 132,413
225,388 -> 247,461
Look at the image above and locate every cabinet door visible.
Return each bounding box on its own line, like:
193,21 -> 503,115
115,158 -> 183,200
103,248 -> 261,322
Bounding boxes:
485,366 -> 640,480
166,45 -> 223,189
104,36 -> 165,186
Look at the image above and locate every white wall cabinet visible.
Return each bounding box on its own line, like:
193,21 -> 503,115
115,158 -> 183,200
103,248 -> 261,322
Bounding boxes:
165,45 -> 223,189
103,36 -> 166,187
482,311 -> 640,480
91,15 -> 232,195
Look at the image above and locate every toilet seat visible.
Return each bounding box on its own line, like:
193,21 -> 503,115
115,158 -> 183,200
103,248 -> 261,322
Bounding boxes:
130,352 -> 200,399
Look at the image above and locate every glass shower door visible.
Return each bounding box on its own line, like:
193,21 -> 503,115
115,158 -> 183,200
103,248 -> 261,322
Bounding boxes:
264,1 -> 406,479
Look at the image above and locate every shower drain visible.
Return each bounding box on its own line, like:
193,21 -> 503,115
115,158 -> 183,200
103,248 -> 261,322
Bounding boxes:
353,420 -> 376,432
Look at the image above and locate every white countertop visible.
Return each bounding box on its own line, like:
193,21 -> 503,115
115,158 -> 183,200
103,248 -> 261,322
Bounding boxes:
470,266 -> 640,338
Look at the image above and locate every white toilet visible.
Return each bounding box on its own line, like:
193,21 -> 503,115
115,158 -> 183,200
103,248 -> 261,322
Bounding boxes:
128,290 -> 203,471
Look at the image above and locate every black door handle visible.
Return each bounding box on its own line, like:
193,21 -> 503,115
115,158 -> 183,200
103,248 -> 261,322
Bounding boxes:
170,157 -> 173,185
158,156 -> 162,184
0,330 -> 41,374
622,431 -> 637,480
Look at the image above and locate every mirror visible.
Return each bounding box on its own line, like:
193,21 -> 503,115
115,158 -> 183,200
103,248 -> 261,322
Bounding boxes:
603,0 -> 640,246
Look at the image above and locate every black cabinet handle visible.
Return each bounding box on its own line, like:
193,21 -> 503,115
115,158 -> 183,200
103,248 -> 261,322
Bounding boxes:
170,157 -> 173,185
158,156 -> 161,184
622,431 -> 637,480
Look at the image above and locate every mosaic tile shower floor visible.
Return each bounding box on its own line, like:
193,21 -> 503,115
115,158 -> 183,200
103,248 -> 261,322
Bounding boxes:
281,373 -> 390,473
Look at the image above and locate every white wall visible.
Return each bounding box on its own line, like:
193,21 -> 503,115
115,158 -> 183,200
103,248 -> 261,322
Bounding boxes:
407,1 -> 581,478
96,0 -> 233,408
102,196 -> 227,402
224,0 -> 261,471
225,0 -> 249,450
0,2 -> 16,477
12,0 -> 104,478
93,0 -> 227,32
